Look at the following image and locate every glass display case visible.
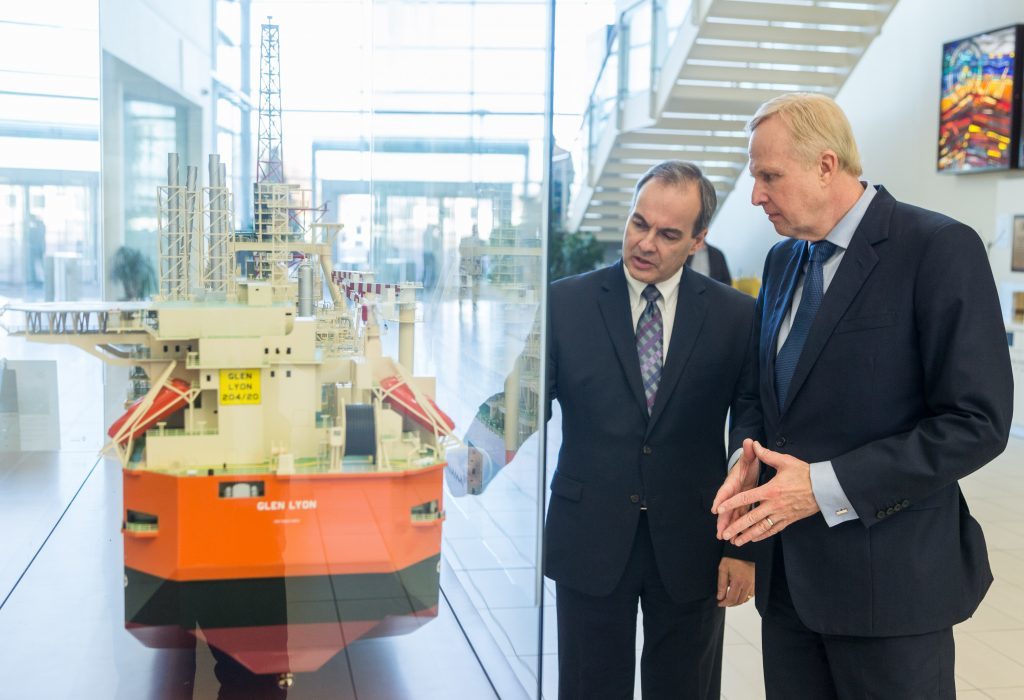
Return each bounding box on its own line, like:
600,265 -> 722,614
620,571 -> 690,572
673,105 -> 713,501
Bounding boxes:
0,1 -> 564,697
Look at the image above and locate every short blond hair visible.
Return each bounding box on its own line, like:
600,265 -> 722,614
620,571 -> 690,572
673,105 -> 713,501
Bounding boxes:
748,93 -> 862,176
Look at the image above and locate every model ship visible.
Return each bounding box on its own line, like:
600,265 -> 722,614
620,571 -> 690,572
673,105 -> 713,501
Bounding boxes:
2,152 -> 455,685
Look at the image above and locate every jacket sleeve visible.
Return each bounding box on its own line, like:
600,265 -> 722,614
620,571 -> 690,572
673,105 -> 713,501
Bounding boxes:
832,223 -> 1012,527
727,293 -> 764,456
724,291 -> 768,563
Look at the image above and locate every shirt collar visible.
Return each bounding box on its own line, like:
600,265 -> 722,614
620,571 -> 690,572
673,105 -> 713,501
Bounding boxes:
623,261 -> 684,307
824,180 -> 876,251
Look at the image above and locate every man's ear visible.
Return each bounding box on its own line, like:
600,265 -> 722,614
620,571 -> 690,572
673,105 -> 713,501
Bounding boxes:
689,229 -> 708,256
819,149 -> 840,184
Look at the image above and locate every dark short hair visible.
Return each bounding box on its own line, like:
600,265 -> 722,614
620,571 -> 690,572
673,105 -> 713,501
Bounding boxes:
632,160 -> 717,236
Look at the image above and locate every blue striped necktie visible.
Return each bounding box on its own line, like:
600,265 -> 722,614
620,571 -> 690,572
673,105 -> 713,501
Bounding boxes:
636,284 -> 663,414
775,240 -> 837,410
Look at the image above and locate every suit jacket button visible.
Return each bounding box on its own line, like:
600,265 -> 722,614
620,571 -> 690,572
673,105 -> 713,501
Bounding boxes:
893,503 -> 902,512
902,499 -> 910,508
876,510 -> 886,519
630,494 -> 640,503
775,437 -> 787,447
886,506 -> 895,516
642,446 -> 652,455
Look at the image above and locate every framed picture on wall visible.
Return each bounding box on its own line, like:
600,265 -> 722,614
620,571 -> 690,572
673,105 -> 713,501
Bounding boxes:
1012,215 -> 1024,272
938,24 -> 1024,173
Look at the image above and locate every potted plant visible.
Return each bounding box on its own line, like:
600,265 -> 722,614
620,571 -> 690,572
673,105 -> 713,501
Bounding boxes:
110,246 -> 156,300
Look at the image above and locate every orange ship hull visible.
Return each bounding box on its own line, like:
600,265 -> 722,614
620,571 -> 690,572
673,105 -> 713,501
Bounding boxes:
122,463 -> 445,674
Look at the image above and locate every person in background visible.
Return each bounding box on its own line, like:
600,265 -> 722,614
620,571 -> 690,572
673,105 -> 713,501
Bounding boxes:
686,241 -> 731,286
421,225 -> 441,290
26,213 -> 46,286
458,224 -> 484,308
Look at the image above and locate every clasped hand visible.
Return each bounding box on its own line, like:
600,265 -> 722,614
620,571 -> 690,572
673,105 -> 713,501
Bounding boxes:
711,439 -> 821,546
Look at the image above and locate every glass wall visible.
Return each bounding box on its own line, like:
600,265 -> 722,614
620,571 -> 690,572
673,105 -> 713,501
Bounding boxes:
0,2 -> 101,301
0,0 -> 565,697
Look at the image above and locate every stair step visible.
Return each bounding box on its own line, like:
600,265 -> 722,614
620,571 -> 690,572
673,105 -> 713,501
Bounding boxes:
589,189 -> 635,202
597,161 -> 743,184
679,63 -> 846,88
597,176 -> 645,190
709,0 -> 889,27
689,42 -> 859,69
610,145 -> 749,162
665,84 -> 835,115
585,203 -> 630,216
619,131 -> 749,147
653,115 -> 749,132
701,21 -> 877,48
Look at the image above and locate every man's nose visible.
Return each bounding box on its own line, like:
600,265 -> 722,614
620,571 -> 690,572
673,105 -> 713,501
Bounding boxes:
637,230 -> 657,250
751,183 -> 765,206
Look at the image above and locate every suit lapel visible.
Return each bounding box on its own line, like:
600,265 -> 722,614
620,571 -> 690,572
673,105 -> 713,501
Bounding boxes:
779,188 -> 892,414
647,268 -> 708,434
597,261 -> 648,418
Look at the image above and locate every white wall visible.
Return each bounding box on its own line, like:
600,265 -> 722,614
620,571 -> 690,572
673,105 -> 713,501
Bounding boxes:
98,0 -> 213,298
100,0 -> 213,107
711,0 -> 1024,307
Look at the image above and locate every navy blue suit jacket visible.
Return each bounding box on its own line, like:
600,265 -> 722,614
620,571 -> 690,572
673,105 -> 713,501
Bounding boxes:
752,186 -> 1012,636
544,260 -> 760,603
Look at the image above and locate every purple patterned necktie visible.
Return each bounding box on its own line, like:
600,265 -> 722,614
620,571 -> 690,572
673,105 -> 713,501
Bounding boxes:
636,284 -> 663,414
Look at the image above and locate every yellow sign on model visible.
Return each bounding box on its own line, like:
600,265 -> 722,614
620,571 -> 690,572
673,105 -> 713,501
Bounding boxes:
219,369 -> 261,404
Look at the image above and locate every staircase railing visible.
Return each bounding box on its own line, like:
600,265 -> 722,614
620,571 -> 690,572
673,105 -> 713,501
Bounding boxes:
568,0 -> 694,224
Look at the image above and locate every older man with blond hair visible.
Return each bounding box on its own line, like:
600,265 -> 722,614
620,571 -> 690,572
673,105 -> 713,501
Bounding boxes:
713,93 -> 1012,699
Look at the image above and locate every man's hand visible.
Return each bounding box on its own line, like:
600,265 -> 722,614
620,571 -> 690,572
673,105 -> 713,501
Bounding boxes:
716,557 -> 755,607
715,441 -> 821,546
711,438 -> 760,539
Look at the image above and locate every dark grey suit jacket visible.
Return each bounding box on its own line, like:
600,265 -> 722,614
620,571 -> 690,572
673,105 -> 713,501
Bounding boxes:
544,260 -> 760,602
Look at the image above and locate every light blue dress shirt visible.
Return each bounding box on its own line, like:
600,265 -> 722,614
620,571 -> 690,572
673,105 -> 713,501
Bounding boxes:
728,182 -> 876,527
777,182 -> 876,526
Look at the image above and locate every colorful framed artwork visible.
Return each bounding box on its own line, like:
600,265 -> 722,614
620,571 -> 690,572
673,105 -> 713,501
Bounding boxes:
938,25 -> 1023,173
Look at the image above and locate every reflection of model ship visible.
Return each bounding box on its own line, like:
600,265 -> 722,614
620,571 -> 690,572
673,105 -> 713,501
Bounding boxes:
453,189 -> 542,307
453,315 -> 541,495
3,153 -> 455,683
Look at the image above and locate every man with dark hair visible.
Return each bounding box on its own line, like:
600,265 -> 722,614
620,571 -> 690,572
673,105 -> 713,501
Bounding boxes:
714,93 -> 1012,699
451,160 -> 761,698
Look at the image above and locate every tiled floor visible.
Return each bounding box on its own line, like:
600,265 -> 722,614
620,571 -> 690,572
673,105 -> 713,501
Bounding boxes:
705,437 -> 1024,700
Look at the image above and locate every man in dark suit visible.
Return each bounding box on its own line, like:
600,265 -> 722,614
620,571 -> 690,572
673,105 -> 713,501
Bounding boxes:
544,161 -> 761,700
685,242 -> 732,286
448,161 -> 761,698
712,93 -> 1012,699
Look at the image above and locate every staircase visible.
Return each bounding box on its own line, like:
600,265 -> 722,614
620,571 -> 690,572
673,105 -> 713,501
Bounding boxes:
567,0 -> 899,246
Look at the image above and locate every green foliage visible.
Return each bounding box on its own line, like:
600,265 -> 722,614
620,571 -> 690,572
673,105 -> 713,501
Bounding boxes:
549,226 -> 603,281
110,246 -> 156,300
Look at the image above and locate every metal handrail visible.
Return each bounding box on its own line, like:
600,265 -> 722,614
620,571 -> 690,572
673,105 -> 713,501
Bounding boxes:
570,0 -> 691,215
